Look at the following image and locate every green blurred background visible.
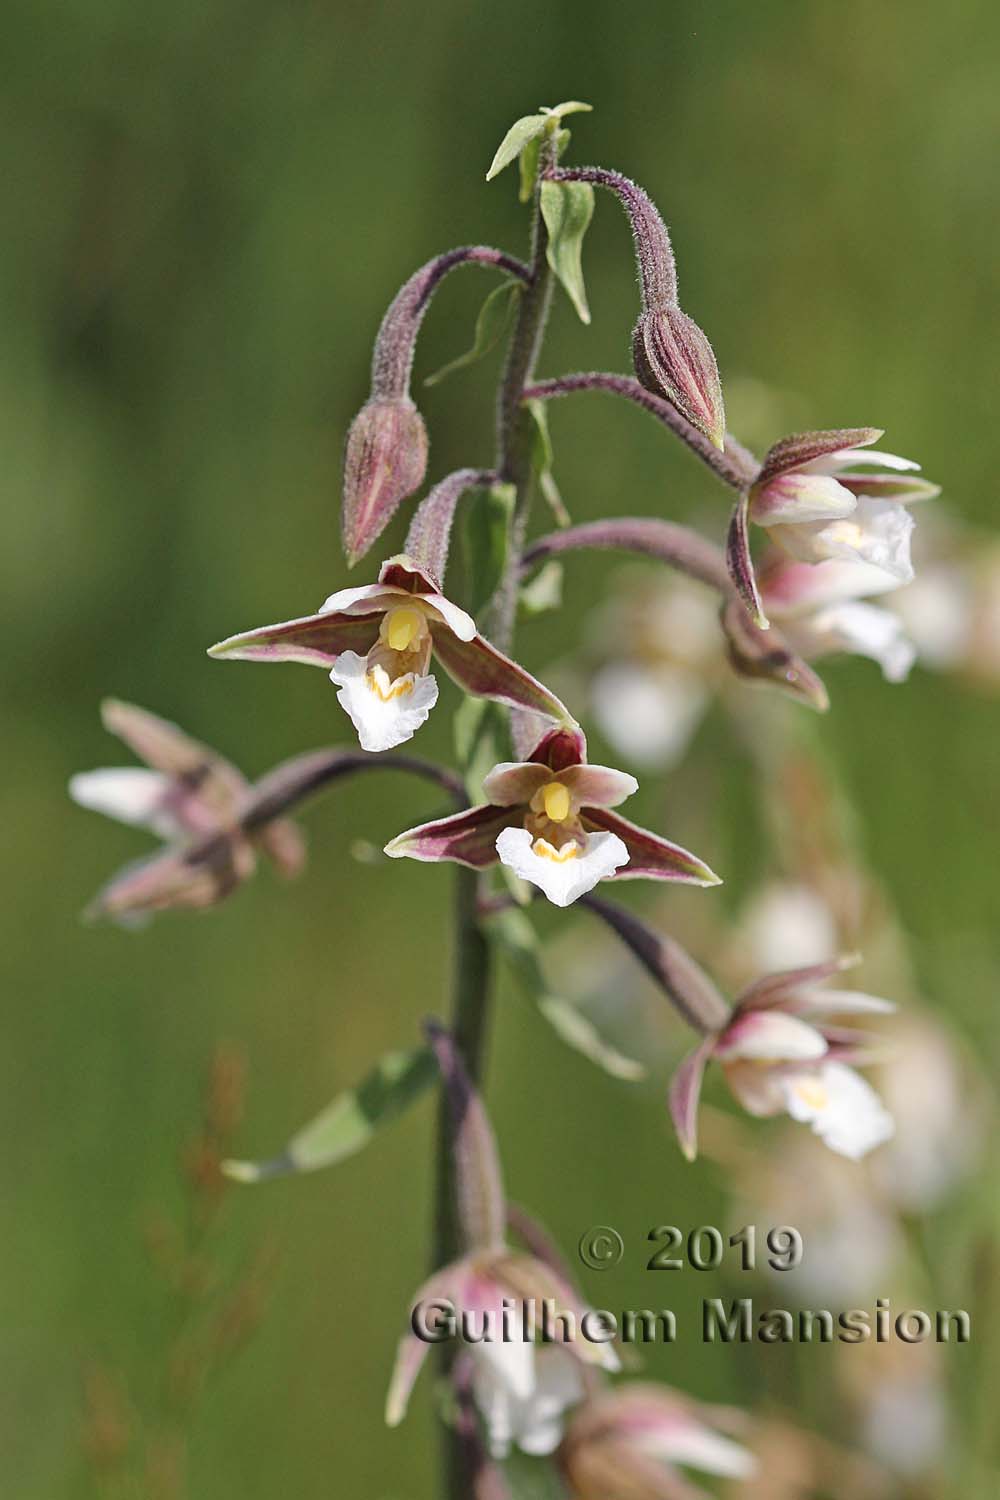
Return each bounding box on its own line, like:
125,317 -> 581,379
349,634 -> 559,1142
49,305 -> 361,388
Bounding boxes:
3,0 -> 999,1494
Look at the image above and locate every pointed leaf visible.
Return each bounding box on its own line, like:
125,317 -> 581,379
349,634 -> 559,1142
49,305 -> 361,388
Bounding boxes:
542,100 -> 593,119
425,281 -> 522,388
486,114 -> 549,181
518,134 -> 542,203
222,1047 -> 438,1183
518,560 -> 563,617
486,907 -> 645,1081
526,399 -> 570,526
540,180 -> 595,324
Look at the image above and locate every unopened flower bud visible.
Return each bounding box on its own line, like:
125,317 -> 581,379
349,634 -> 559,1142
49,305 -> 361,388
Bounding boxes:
633,304 -> 726,450
341,398 -> 428,567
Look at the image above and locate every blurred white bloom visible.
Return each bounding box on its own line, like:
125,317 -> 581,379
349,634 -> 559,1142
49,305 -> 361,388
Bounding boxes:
474,1347 -> 583,1459
738,881 -> 840,974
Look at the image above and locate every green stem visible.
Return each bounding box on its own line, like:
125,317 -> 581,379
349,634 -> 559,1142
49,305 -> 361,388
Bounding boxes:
488,135 -> 557,652
431,134 -> 558,1500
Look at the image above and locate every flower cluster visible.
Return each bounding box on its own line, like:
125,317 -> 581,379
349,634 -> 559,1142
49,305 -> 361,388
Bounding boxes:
68,101 -> 953,1499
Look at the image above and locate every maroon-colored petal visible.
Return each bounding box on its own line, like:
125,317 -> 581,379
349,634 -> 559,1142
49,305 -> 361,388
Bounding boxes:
378,552 -> 441,594
429,625 -> 575,726
725,491 -> 768,629
384,802 -> 519,868
208,611 -> 380,669
757,427 -> 883,486
526,725 -> 588,770
584,808 -> 721,887
735,954 -> 861,1011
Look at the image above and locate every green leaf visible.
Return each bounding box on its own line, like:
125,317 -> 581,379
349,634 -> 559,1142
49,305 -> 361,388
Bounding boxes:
526,400 -> 571,526
540,180 -> 594,325
542,100 -> 593,120
518,560 -> 563,617
463,481 -> 515,615
486,908 -> 645,1081
424,281 -> 522,387
222,1047 -> 437,1182
486,113 -> 549,181
518,134 -> 542,203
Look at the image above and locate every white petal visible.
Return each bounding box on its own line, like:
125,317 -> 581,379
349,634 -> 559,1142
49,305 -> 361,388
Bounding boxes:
494,827 -> 628,907
781,1061 -> 895,1159
329,652 -> 438,752
318,582 -> 402,615
753,472 -> 857,525
69,768 -> 175,838
791,602 -> 917,682
739,881 -> 838,972
504,1349 -> 583,1459
421,593 -> 477,641
714,1010 -> 828,1063
637,1422 -> 757,1479
590,662 -> 708,768
822,447 -> 920,473
775,499 -> 915,581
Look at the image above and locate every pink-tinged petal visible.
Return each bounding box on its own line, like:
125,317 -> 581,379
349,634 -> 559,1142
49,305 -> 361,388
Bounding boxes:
726,491 -> 768,629
584,808 -> 721,887
714,1009 -> 827,1063
429,625 -> 575,726
736,954 -> 860,1010
420,593 -> 477,642
562,764 -> 638,809
384,803 -> 519,868
527,725 -> 588,770
85,835 -> 257,924
722,1060 -> 787,1118
827,447 -> 919,473
100,698 -> 249,824
668,1035 -> 716,1161
318,581 -> 402,615
749,472 -> 857,526
481,761 -> 550,807
758,428 -> 883,486
836,473 -> 940,503
378,553 -> 440,594
208,612 -> 379,669
760,556 -> 904,617
256,817 -> 307,879
385,1262 -> 466,1427
785,987 -> 895,1017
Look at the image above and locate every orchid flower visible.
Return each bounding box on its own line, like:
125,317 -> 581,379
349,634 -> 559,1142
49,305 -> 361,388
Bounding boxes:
560,1384 -> 756,1499
209,554 -> 575,754
385,727 -> 720,907
759,555 -> 919,682
670,957 -> 895,1162
749,427 -> 938,583
69,700 -> 304,922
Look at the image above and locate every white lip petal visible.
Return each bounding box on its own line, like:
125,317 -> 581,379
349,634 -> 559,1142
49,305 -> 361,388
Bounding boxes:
781,1061 -> 895,1159
790,602 -> 917,683
494,827 -> 629,907
69,768 -> 176,838
824,447 -> 920,473
329,651 -> 438,752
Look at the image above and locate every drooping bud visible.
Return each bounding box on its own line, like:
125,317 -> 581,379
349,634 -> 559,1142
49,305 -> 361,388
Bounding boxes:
632,304 -> 726,450
720,596 -> 830,711
341,397 -> 429,567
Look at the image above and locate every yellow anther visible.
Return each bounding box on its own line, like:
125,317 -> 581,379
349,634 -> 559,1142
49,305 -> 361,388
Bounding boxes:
532,837 -> 579,863
366,665 -> 415,702
383,605 -> 424,653
791,1077 -> 828,1111
541,781 -> 571,823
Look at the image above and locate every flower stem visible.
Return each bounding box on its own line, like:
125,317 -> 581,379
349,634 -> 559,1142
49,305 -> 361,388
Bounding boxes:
522,371 -> 758,489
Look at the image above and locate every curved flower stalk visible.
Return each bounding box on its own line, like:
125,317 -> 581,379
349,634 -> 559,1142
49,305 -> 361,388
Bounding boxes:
560,1384 -> 757,1499
386,726 -> 720,907
69,699 -> 305,922
386,1025 -> 615,1459
209,555 -> 575,753
671,956 -> 895,1162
